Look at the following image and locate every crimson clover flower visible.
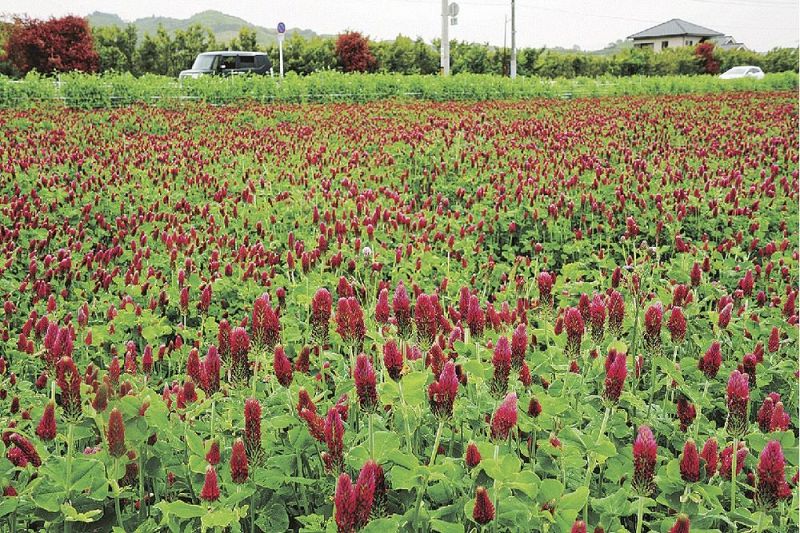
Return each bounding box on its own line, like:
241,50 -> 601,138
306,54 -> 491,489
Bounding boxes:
311,288 -> 333,344
428,361 -> 458,419
755,440 -> 792,508
490,393 -> 518,441
473,486 -> 495,525
354,353 -> 378,413
230,438 -> 249,484
726,370 -> 749,437
632,425 -> 657,495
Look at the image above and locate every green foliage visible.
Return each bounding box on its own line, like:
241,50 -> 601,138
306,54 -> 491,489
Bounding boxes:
60,73 -> 112,109
764,47 -> 799,74
93,24 -> 138,74
0,70 -> 796,108
231,27 -> 258,51
0,71 -> 56,107
75,17 -> 800,79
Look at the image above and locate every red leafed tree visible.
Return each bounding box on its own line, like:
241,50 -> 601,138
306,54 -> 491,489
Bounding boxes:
335,32 -> 377,73
695,42 -> 719,75
4,16 -> 99,74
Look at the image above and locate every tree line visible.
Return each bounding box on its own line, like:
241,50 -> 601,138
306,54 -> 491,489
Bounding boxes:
1,15 -> 797,78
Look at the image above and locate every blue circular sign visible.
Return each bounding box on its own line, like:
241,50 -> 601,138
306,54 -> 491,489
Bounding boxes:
277,22 -> 286,34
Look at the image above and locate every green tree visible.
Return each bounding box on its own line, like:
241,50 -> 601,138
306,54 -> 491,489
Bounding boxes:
535,51 -> 576,78
414,38 -> 439,75
764,47 -> 799,73
518,47 -> 544,76
308,36 -> 337,74
487,46 -> 505,76
236,27 -> 258,51
610,48 -> 653,76
451,41 -> 491,74
152,26 -> 174,75
651,47 -> 701,76
173,24 -> 216,75
385,35 -> 416,74
717,48 -> 764,72
282,33 -> 309,74
93,24 -> 137,73
135,33 -> 159,74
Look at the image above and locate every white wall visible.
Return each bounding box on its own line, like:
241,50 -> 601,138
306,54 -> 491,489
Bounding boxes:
632,35 -> 703,53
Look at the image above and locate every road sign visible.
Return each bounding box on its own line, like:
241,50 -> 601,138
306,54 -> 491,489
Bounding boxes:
448,2 -> 459,17
277,22 -> 285,78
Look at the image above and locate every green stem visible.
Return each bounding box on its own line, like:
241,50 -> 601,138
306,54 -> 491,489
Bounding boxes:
64,423 -> 74,533
730,436 -> 738,513
694,380 -> 709,441
183,426 -> 197,502
249,488 -> 255,533
582,406 -> 611,522
368,412 -> 374,459
679,484 -> 690,514
296,451 -> 310,515
251,351 -> 260,396
210,400 -> 216,440
661,346 -> 678,413
397,382 -> 414,454
411,420 -> 444,531
779,501 -> 786,529
286,387 -> 294,415
755,511 -> 764,533
114,458 -> 125,531
152,473 -> 160,510
646,351 -> 658,419
630,300 -> 641,369
492,445 -> 499,533
635,495 -> 645,533
138,448 -> 146,519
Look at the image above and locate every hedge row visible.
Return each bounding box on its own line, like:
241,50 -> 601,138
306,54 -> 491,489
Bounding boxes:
1,71 -> 797,109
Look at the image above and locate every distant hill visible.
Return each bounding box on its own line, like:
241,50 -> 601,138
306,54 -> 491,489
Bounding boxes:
87,10 -> 321,45
589,39 -> 634,56
543,40 -> 633,56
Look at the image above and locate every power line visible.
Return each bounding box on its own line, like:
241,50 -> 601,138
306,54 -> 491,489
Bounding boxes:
683,0 -> 797,7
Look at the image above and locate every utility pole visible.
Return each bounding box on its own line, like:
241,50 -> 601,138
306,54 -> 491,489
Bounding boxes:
441,0 -> 450,75
503,15 -> 508,77
510,0 -> 517,78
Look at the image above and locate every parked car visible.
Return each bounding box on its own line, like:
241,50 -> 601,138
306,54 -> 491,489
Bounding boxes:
719,66 -> 765,80
179,51 -> 271,79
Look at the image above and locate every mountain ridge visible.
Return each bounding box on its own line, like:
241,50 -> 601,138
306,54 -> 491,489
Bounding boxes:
87,10 -> 322,45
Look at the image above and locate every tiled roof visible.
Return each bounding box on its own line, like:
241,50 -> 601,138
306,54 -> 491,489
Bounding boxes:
629,19 -> 724,39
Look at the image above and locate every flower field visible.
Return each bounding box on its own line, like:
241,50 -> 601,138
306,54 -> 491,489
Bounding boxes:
0,90 -> 797,532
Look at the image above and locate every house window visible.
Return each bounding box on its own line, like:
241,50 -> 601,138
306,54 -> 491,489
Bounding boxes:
687,40 -> 693,46
661,41 -> 669,49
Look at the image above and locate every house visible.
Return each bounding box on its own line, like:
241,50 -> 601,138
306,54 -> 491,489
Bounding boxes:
628,19 -> 724,53
712,35 -> 748,51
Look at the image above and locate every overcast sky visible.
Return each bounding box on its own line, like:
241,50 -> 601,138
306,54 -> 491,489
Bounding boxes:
5,0 -> 799,52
